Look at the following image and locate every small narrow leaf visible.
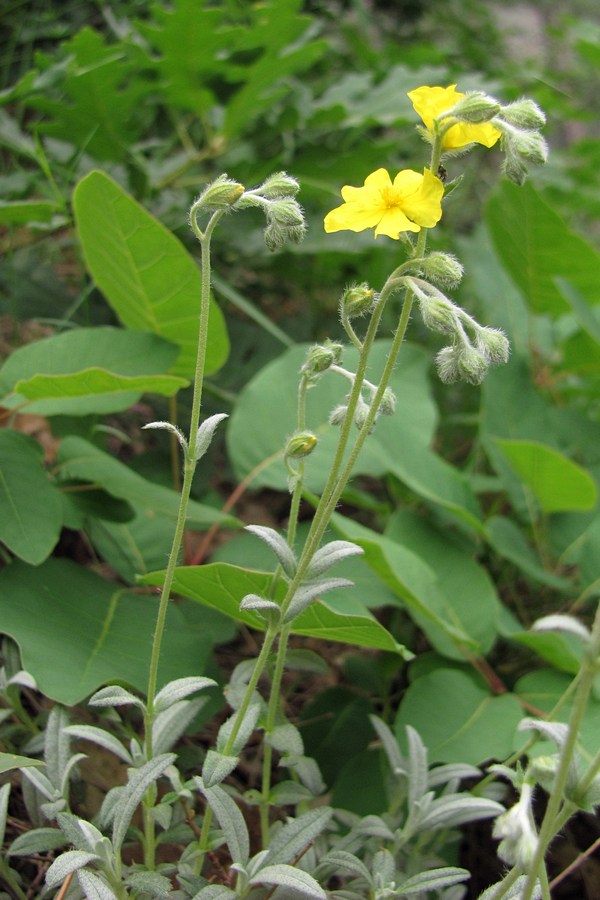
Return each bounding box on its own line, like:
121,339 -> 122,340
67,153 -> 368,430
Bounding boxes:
64,726 -> 133,765
217,703 -> 261,756
196,780 -> 250,866
45,851 -> 101,888
305,541 -> 364,580
245,525 -> 297,578
284,577 -> 354,622
154,676 -> 217,712
8,827 -> 66,856
202,750 -> 239,788
263,807 -> 332,867
152,701 -> 204,754
531,615 -> 591,643
194,413 -> 229,461
318,849 -> 371,884
249,864 -> 326,898
0,753 -> 45,775
89,686 -> 146,710
398,866 -> 470,895
112,753 -> 176,852
0,783 -> 10,847
78,868 -> 119,900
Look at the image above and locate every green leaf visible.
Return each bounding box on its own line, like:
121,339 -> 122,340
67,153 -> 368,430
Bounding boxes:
112,754 -> 176,853
0,431 -> 63,564
139,563 -> 407,655
485,516 -> 572,590
27,28 -> 147,162
0,200 -> 61,225
228,342 -> 480,528
0,326 -> 183,416
0,557 -> 217,705
332,516 -> 481,659
486,180 -> 600,314
0,753 -> 45,774
56,436 -> 236,529
493,438 -> 597,513
385,510 -> 500,656
73,170 -> 229,379
395,668 -> 523,765
515,669 -> 600,758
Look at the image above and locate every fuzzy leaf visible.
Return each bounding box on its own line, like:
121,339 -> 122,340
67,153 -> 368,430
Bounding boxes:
0,783 -> 9,847
318,849 -> 371,884
8,826 -> 66,856
45,851 -> 101,888
77,868 -> 119,900
89,686 -> 145,710
217,703 -> 261,756
63,726 -> 133,765
112,753 -> 176,852
419,795 -> 504,830
284,577 -> 354,622
531,615 -> 591,643
152,699 -> 205,755
154,676 -> 217,712
245,525 -> 297,579
369,715 -> 405,774
305,541 -> 364,580
196,780 -> 250,866
263,807 -> 332,867
398,866 -> 470,894
202,750 -> 239,788
249,864 -> 326,897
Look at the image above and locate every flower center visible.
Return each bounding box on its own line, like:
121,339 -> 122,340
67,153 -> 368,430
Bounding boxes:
380,186 -> 402,209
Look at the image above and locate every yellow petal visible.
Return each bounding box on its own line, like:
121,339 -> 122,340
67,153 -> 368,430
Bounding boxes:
375,207 -> 419,239
408,84 -> 461,129
324,201 -> 382,233
442,120 -> 501,150
401,168 -> 444,228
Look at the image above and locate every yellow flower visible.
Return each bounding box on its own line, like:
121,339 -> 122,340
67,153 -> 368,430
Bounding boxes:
408,85 -> 501,150
323,167 -> 444,240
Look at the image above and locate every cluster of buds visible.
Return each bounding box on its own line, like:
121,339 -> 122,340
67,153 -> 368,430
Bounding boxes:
494,98 -> 548,185
237,172 -> 306,250
406,273 -> 509,385
300,339 -> 344,386
329,371 -> 396,433
446,90 -> 548,184
190,172 -> 306,251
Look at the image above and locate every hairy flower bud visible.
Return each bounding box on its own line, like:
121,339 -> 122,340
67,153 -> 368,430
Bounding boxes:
501,98 -> 546,130
341,283 -> 375,318
476,327 -> 510,364
419,295 -> 458,335
256,172 -> 300,199
285,431 -> 318,459
436,343 -> 489,385
510,130 -> 549,166
193,175 -> 245,212
268,199 -> 306,227
492,783 -> 539,870
301,340 -> 343,381
378,387 -> 396,416
329,404 -> 348,427
421,252 -> 464,289
447,91 -> 501,123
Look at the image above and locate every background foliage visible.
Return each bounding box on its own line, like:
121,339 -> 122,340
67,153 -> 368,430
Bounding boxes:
1,0 -> 600,893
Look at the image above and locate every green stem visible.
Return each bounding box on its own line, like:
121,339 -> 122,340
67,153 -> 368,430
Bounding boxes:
143,205 -> 224,869
520,600 -> 600,900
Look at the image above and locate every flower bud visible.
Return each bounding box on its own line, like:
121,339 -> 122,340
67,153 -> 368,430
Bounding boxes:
193,176 -> 245,212
268,199 -> 305,228
492,784 -> 539,870
256,172 -> 300,199
341,282 -> 375,318
328,404 -> 348,427
447,91 -> 501,123
354,395 -> 372,431
501,99 -> 546,130
476,327 -> 510,364
510,130 -> 549,166
419,295 -> 458,335
378,387 -> 396,416
420,252 -> 464,289
285,431 -> 318,459
436,344 -> 489,385
301,340 -> 343,381
502,148 -> 529,186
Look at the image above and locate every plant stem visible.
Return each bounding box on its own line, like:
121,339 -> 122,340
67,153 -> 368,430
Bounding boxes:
520,599 -> 600,900
143,205 -> 224,869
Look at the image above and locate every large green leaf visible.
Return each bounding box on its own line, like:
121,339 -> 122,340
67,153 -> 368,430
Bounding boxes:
228,341 -> 480,529
0,327 -> 185,416
0,431 -> 63,565
332,516 -> 485,659
73,171 -> 229,379
27,28 -> 147,162
0,558 -> 219,705
395,668 -> 523,765
56,436 -> 237,529
486,180 -> 600,314
493,438 -> 597,514
140,563 -> 408,655
384,510 -> 500,656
